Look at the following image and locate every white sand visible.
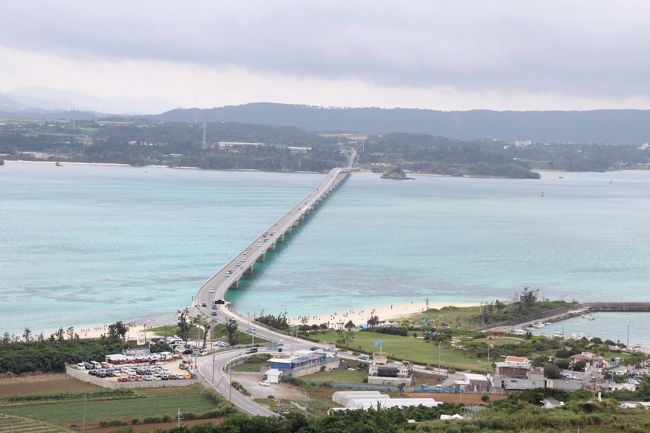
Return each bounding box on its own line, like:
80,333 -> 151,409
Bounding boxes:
288,301 -> 477,327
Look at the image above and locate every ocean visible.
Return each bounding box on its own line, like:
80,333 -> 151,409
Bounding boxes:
2,162 -> 650,340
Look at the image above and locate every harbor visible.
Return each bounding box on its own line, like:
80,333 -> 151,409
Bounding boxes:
484,303 -> 650,349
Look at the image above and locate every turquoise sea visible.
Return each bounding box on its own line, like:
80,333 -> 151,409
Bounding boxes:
1,162 -> 650,339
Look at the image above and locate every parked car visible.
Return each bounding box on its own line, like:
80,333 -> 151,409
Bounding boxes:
259,380 -> 271,386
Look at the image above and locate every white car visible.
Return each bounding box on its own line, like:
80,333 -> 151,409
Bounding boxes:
259,380 -> 271,387
209,288 -> 214,293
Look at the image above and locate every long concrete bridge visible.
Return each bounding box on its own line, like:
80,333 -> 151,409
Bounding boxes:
195,167 -> 350,325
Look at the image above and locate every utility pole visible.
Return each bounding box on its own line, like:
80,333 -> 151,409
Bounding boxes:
82,393 -> 87,433
487,344 -> 490,371
176,408 -> 182,428
438,340 -> 441,374
627,325 -> 630,348
228,364 -> 232,401
212,354 -> 215,385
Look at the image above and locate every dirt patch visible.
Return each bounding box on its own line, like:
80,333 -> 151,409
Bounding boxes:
0,373 -> 100,396
406,392 -> 506,405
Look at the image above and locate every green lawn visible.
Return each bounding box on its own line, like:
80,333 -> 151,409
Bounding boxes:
0,386 -> 220,426
400,301 -> 575,332
301,369 -> 367,384
473,336 -> 526,346
230,354 -> 271,372
400,306 -> 483,331
313,331 -> 485,371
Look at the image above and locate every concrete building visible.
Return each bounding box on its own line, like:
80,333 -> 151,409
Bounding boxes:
489,356 -> 545,391
367,353 -> 413,386
545,378 -> 583,391
266,350 -> 338,378
454,373 -> 491,392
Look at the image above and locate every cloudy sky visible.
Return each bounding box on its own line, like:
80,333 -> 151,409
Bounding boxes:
1,0 -> 650,112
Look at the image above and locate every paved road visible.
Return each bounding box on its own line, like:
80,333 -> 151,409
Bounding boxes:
192,167 -> 350,415
196,350 -> 278,417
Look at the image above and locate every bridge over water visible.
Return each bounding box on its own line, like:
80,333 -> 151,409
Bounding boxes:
195,167 -> 350,327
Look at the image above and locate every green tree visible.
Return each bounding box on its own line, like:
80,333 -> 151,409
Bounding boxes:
107,321 -> 129,341
544,363 -> 562,379
177,308 -> 191,341
336,329 -> 355,347
367,315 -> 380,327
192,316 -> 212,350
225,319 -> 238,346
344,320 -> 355,330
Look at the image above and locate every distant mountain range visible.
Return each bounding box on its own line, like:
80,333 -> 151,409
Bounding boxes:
0,87 -> 177,116
3,89 -> 650,144
155,103 -> 650,144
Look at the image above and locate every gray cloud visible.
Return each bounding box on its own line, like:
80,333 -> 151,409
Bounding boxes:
1,0 -> 650,98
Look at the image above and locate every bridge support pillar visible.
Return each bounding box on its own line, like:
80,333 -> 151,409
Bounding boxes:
256,253 -> 265,263
229,279 -> 239,289
245,265 -> 254,275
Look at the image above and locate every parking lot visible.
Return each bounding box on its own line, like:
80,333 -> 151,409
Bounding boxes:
73,358 -> 193,383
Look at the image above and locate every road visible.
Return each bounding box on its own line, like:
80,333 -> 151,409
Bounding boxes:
192,166 -> 350,415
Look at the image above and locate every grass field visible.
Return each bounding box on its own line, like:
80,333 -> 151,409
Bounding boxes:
313,331 -> 485,371
230,354 -> 271,372
301,369 -> 367,384
401,306 -> 483,331
0,385 -> 220,427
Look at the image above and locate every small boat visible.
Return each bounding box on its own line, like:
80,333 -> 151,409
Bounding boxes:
581,314 -> 595,320
553,331 -> 564,338
55,161 -> 62,167
532,322 -> 546,328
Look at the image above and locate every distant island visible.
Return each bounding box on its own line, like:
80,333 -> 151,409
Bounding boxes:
1,118 -> 649,179
381,167 -> 414,180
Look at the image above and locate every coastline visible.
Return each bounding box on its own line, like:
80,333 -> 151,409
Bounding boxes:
287,301 -> 477,327
2,159 -> 327,175
65,301 -> 479,342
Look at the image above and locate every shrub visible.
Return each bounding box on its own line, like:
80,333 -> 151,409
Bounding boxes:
99,420 -> 128,428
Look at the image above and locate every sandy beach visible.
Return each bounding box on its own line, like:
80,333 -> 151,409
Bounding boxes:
69,301 -> 478,343
287,301 -> 477,327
